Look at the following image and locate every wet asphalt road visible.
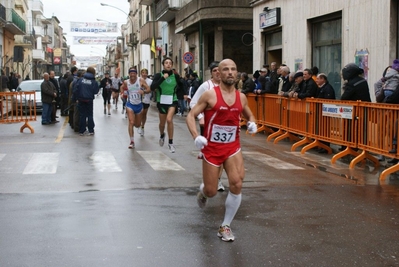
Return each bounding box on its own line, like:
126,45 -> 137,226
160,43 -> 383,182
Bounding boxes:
0,97 -> 398,267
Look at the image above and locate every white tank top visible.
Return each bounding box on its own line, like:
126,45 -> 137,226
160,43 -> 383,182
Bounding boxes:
127,78 -> 142,105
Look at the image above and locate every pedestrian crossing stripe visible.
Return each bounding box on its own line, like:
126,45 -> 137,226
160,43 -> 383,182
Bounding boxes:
90,151 -> 122,172
23,153 -> 59,174
137,151 -> 185,171
243,151 -> 304,170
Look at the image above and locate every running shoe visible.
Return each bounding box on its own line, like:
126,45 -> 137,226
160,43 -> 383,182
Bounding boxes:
128,141 -> 135,149
137,127 -> 142,136
197,191 -> 207,208
159,135 -> 165,147
168,144 -> 176,153
217,225 -> 235,242
108,112 -> 111,116
121,108 -> 125,114
89,132 -> 95,136
140,127 -> 144,136
104,109 -> 106,114
217,178 -> 225,192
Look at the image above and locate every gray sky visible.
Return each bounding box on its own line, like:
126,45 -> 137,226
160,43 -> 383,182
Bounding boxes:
41,0 -> 129,57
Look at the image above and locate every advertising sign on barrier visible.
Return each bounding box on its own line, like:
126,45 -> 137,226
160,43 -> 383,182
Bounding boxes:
322,104 -> 353,119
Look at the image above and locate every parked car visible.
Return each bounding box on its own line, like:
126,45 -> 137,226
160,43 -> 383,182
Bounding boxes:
16,80 -> 43,113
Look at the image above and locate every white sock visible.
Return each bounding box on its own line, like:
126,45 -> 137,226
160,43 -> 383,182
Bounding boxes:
199,183 -> 207,198
130,137 -> 134,142
222,191 -> 242,226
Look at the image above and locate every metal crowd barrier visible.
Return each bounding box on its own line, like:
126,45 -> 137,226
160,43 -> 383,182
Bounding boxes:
244,94 -> 399,181
0,91 -> 36,133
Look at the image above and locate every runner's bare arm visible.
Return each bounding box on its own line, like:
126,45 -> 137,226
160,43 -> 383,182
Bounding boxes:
186,90 -> 212,139
140,78 -> 151,94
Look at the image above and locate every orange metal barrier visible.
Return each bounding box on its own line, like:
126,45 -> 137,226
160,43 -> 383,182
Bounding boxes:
356,102 -> 399,180
244,93 -> 399,182
303,99 -> 362,162
0,91 -> 36,133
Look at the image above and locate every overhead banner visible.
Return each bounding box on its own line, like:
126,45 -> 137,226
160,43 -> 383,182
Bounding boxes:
75,56 -> 103,66
70,21 -> 118,33
73,36 -> 116,45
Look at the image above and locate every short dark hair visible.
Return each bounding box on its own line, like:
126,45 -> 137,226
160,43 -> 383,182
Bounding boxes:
70,66 -> 78,73
162,57 -> 173,66
311,66 -> 319,76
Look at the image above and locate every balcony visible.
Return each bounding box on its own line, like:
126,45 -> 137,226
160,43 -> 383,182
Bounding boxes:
156,0 -> 182,22
31,0 -> 44,16
4,8 -> 26,35
42,35 -> 52,44
175,0 -> 253,34
0,4 -> 6,23
32,49 -> 45,61
14,35 -> 34,48
140,21 -> 160,45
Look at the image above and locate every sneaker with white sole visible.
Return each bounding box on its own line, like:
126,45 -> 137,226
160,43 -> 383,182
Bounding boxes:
168,144 -> 175,153
197,191 -> 207,208
128,141 -> 135,149
159,135 -> 165,147
138,127 -> 144,136
217,178 -> 225,192
217,225 -> 235,242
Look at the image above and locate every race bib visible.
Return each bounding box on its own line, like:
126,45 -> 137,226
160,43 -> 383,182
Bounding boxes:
129,92 -> 141,104
160,95 -> 173,104
210,124 -> 237,143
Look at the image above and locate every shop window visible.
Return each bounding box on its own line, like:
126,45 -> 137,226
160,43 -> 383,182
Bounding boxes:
313,17 -> 342,98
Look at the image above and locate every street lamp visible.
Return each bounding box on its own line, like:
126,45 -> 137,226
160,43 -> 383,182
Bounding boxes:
100,2 -> 135,68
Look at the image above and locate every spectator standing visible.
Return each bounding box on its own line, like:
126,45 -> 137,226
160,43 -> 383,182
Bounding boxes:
73,67 -> 99,136
241,72 -> 256,94
59,72 -> 70,116
49,71 -> 60,123
277,66 -> 291,94
340,63 -> 371,102
294,69 -> 318,99
374,66 -> 392,103
40,73 -> 57,125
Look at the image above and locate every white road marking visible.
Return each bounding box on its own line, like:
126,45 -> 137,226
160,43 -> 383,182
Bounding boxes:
243,151 -> 304,170
90,151 -> 122,172
137,151 -> 185,171
0,154 -> 5,161
23,153 -> 59,174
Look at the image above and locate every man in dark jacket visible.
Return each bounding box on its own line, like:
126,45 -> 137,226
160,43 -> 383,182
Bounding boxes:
73,67 -> 99,135
295,68 -> 318,99
241,72 -> 256,94
340,63 -> 371,102
40,73 -> 57,125
49,71 -> 60,122
316,73 -> 336,99
59,72 -> 69,116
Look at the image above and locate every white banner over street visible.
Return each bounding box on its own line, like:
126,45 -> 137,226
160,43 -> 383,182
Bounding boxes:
70,21 -> 118,33
73,36 -> 117,45
74,56 -> 103,67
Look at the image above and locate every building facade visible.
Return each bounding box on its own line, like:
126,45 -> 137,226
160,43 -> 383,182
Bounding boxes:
251,0 -> 399,100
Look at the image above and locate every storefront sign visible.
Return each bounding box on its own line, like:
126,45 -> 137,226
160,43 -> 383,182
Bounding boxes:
259,7 -> 281,29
